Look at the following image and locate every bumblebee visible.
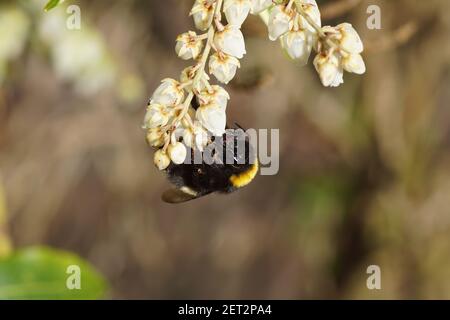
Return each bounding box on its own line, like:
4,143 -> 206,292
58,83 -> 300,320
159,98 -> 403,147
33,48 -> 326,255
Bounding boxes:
161,127 -> 259,203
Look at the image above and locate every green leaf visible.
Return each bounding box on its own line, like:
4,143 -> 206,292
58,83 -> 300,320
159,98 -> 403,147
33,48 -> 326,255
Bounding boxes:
44,0 -> 65,12
0,247 -> 108,299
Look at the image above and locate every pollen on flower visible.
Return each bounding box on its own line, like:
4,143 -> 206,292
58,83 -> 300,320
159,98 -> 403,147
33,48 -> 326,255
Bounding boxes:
175,31 -> 204,60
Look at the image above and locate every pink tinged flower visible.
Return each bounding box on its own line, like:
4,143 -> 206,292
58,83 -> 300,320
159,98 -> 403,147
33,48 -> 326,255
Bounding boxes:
214,25 -> 247,59
209,52 -> 241,84
224,0 -> 252,27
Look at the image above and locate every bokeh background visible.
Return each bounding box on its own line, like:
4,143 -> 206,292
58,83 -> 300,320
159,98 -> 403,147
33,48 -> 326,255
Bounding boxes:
1,0 -> 450,299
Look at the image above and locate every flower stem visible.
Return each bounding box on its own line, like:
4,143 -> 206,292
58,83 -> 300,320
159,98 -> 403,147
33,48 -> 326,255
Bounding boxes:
294,0 -> 325,38
294,0 -> 342,52
167,0 -> 223,144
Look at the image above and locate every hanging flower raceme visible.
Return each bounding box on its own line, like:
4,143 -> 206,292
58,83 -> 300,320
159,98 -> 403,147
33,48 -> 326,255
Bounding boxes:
313,23 -> 366,87
145,0 -> 249,171
145,0 -> 366,172
260,0 -> 365,87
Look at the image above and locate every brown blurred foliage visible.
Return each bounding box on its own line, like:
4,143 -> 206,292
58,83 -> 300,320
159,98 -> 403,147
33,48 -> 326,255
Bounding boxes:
0,0 -> 450,299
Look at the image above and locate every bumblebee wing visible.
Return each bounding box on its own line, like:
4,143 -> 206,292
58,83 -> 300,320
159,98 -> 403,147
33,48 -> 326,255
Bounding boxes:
162,187 -> 211,204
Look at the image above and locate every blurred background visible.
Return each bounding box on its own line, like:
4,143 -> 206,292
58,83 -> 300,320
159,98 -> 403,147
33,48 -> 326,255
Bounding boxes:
0,0 -> 450,299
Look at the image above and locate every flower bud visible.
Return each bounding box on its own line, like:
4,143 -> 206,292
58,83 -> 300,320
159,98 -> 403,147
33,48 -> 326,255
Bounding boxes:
268,5 -> 293,41
250,0 -> 272,14
150,78 -> 184,106
280,30 -> 314,65
175,31 -> 203,60
224,0 -> 251,27
146,128 -> 166,148
168,142 -> 187,165
190,0 -> 215,31
196,102 -> 227,136
154,149 -> 171,170
209,52 -> 240,84
214,25 -> 246,59
313,53 -> 344,87
342,53 -> 366,74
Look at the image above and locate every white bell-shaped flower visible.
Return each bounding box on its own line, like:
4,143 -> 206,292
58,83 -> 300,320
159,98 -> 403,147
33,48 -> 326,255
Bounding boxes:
342,53 -> 366,74
209,52 -> 241,84
224,0 -> 251,27
313,52 -> 344,87
144,104 -> 171,129
190,0 -> 215,31
146,128 -> 166,148
179,121 -> 209,151
196,102 -> 227,136
150,79 -> 184,106
268,5 -> 293,41
154,149 -> 171,170
280,30 -> 315,65
336,23 -> 364,54
298,0 -> 321,33
168,142 -> 187,164
214,25 -> 246,59
250,0 -> 272,14
175,31 -> 203,60
197,85 -> 230,109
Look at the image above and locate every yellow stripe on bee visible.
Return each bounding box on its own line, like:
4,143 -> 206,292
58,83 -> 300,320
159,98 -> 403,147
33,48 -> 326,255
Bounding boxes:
230,159 -> 259,188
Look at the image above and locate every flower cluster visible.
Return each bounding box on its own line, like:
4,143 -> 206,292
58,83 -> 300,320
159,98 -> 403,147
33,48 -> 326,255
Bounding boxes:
145,0 -> 366,170
264,0 -> 366,87
145,0 -> 252,170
